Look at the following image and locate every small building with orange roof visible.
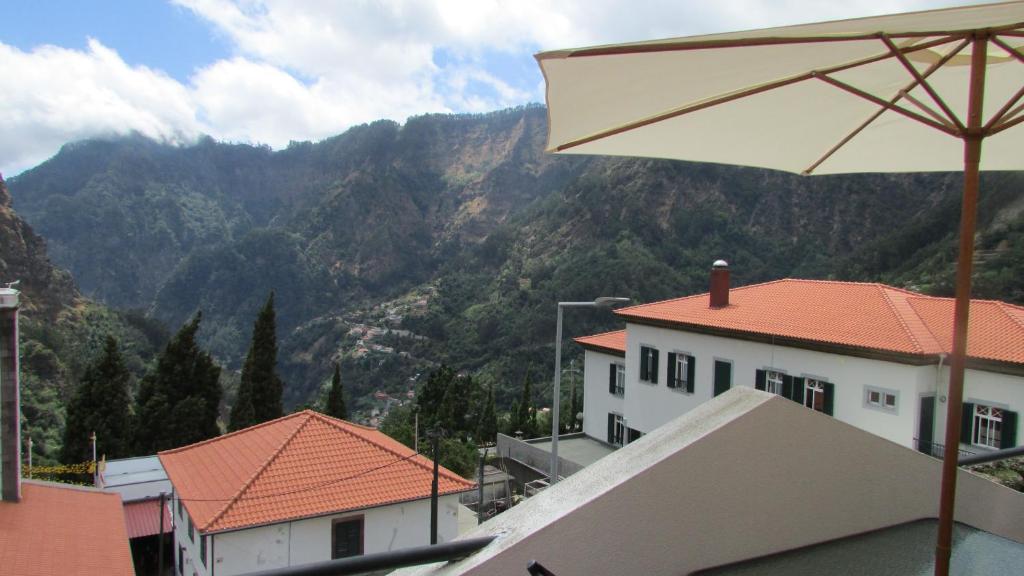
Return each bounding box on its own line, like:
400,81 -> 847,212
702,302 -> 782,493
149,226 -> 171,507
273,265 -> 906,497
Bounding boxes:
158,410 -> 475,576
575,261 -> 1021,460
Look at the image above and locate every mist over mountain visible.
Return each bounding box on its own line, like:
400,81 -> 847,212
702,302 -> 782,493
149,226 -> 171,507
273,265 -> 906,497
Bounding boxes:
7,105 -> 1024,416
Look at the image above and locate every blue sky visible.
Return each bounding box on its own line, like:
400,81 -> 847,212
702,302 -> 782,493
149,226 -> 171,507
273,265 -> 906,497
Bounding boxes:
0,0 -> 974,176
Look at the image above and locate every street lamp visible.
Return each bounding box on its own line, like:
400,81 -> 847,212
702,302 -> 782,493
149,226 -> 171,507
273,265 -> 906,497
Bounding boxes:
551,297 -> 630,485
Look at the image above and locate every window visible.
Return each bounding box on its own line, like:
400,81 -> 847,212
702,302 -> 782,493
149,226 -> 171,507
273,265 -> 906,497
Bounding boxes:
865,386 -> 898,413
961,402 -> 1017,450
332,517 -> 364,559
804,379 -> 826,412
607,413 -> 625,446
177,497 -> 183,520
639,346 -> 659,384
667,353 -> 695,393
765,370 -> 784,395
608,363 -> 625,396
200,536 -> 207,567
973,404 -> 1003,449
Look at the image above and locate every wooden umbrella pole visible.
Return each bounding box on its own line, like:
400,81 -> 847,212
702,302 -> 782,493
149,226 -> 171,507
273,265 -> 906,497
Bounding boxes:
934,33 -> 987,576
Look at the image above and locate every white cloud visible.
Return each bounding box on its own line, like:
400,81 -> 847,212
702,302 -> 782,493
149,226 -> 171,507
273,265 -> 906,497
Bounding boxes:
0,39 -> 201,176
1,0 -> 979,176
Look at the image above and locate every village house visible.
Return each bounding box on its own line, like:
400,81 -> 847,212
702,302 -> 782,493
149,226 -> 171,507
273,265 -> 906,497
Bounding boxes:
158,410 -> 475,576
576,262 -> 1022,457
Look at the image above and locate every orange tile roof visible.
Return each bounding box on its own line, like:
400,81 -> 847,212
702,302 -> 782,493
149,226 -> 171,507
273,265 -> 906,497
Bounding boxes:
0,480 -> 135,576
574,330 -> 626,354
159,410 -> 476,533
611,279 -> 1024,364
123,498 -> 173,539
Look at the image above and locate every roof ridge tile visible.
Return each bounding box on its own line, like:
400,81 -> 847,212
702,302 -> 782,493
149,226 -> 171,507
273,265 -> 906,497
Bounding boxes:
201,413 -> 314,532
877,285 -> 932,354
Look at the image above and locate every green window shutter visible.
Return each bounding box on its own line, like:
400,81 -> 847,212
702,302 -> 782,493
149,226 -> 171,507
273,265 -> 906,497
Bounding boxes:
607,413 -> 615,444
639,347 -> 649,381
686,355 -> 696,394
609,363 -> 617,394
755,369 -> 766,391
651,349 -> 660,384
781,375 -> 794,400
961,402 -> 975,444
1000,410 -> 1017,449
791,377 -> 805,404
666,353 -> 677,388
823,382 -> 835,416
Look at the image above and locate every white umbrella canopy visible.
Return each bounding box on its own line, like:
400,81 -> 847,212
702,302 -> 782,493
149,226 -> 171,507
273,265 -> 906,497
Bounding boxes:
538,1 -> 1024,174
537,3 -> 1024,576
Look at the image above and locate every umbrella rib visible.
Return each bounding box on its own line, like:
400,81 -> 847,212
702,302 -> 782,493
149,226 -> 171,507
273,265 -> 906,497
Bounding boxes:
555,25 -> 1017,58
880,34 -> 965,131
989,110 -> 1024,135
803,37 -> 969,174
985,36 -> 1024,131
813,73 -> 960,137
554,35 -> 963,152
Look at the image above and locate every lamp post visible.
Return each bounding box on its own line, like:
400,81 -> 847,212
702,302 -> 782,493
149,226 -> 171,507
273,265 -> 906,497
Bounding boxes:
550,297 -> 630,485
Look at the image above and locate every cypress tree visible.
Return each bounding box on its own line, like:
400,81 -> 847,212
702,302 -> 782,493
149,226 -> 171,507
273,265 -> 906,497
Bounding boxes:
569,382 -> 581,432
228,360 -> 256,432
325,363 -> 347,420
134,312 -> 222,453
62,336 -> 133,463
516,374 -> 533,437
476,385 -> 498,444
242,292 -> 284,425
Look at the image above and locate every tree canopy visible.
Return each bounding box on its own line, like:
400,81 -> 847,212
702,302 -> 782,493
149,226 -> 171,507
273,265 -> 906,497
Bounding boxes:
61,336 -> 133,463
229,292 -> 284,431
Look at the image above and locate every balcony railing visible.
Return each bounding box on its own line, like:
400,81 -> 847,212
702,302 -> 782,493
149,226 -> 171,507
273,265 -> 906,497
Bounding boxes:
913,438 -> 975,459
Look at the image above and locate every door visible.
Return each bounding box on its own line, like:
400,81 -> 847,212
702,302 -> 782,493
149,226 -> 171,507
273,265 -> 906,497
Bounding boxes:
918,395 -> 935,455
713,360 -> 732,397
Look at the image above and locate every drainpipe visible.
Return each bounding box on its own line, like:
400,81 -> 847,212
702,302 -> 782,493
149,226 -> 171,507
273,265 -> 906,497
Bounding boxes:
935,353 -> 947,396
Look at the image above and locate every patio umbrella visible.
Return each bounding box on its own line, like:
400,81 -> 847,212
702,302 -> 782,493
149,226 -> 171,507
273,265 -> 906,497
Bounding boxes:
536,2 -> 1024,574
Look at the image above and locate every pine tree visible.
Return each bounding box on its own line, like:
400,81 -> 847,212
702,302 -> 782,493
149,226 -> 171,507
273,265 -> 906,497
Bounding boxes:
569,382 -> 581,432
417,365 -> 455,428
62,336 -> 133,463
236,292 -> 283,426
515,374 -> 534,437
476,385 -> 498,444
228,360 -> 255,432
134,313 -> 222,454
325,363 -> 347,420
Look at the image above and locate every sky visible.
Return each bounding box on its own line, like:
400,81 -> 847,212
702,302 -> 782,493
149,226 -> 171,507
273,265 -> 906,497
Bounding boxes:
0,0 -> 981,176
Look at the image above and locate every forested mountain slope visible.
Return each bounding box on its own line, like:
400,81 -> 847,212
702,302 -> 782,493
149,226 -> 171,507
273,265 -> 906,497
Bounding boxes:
8,106 -> 1023,413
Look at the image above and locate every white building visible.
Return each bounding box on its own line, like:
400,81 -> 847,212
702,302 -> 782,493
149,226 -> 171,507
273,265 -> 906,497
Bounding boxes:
577,263 -> 1021,457
159,410 -> 475,576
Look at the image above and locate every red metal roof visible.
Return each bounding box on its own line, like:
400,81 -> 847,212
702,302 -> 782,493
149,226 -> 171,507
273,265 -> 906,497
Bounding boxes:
575,330 -> 627,354
0,481 -> 135,576
159,410 -> 476,534
610,279 -> 1024,364
123,498 -> 173,539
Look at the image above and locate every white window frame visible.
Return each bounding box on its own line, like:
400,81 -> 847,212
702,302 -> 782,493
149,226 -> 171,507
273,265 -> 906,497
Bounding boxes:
611,413 -> 626,447
765,370 -> 784,395
972,404 -> 1003,449
864,385 -> 899,414
613,363 -> 625,396
804,378 -> 826,412
672,353 -> 690,391
639,345 -> 658,384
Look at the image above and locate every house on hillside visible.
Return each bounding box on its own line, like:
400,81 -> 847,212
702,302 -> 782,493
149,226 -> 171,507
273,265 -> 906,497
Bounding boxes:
0,287 -> 136,576
392,388 -> 1024,576
158,410 -> 475,576
576,261 -> 1021,457
99,455 -> 173,574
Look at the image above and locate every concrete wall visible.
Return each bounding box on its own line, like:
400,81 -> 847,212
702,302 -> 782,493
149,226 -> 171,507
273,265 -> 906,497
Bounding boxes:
495,433 -> 586,479
576,322 -> 1023,452
581,349 -> 624,442
394,389 -> 1024,576
194,496 -> 460,576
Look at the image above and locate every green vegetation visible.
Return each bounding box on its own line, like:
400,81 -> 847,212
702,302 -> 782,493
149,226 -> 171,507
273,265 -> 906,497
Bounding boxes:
61,336 -> 133,463
134,313 -> 222,453
325,363 -> 348,420
230,292 -> 284,430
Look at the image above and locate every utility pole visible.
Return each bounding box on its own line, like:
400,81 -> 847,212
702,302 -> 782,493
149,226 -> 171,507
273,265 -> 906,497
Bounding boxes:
477,448 -> 487,525
90,431 -> 98,486
158,492 -> 166,575
428,427 -> 443,545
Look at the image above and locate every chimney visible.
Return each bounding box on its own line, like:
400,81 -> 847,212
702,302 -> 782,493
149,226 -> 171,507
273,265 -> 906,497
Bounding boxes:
1,287 -> 21,502
709,260 -> 730,309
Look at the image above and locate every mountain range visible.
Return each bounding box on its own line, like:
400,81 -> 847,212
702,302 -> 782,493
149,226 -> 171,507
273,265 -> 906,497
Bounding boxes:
4,105 -> 1023,459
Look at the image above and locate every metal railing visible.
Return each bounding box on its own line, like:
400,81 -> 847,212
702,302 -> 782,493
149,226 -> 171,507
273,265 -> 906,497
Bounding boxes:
913,438 -> 975,459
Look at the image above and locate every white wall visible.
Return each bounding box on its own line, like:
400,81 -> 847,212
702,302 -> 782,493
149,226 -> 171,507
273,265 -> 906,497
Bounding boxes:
581,349 -> 625,442
205,495 -> 461,576
605,322 -> 1022,451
